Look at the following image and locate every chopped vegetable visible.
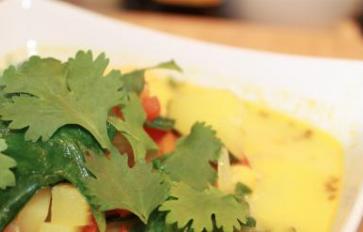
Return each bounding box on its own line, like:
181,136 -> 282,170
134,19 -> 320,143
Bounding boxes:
142,96 -> 161,121
111,106 -> 124,119
145,127 -> 177,155
157,132 -> 177,154
145,73 -> 176,116
50,184 -> 91,226
0,123 -> 102,231
119,224 -> 129,232
168,84 -> 245,159
82,218 -> 98,232
145,127 -> 167,143
5,188 -> 51,232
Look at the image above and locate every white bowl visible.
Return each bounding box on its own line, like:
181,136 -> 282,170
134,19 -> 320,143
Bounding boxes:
1,1 -> 363,231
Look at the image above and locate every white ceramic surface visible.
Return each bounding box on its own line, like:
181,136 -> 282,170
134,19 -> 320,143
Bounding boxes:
0,0 -> 363,231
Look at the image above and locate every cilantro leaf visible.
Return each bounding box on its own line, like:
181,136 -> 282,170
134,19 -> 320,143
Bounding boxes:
160,183 -> 249,232
85,152 -> 169,223
121,70 -> 145,94
0,138 -> 16,190
162,123 -> 222,190
121,60 -> 182,93
109,93 -> 158,161
0,51 -> 123,149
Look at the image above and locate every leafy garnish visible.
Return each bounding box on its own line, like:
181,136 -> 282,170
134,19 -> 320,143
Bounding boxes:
146,117 -> 175,131
162,123 -> 222,190
160,182 -> 249,232
0,51 -> 255,232
0,51 -> 123,148
121,60 -> 182,93
0,123 -> 103,230
109,93 -> 158,161
85,152 -> 169,223
0,139 -> 16,190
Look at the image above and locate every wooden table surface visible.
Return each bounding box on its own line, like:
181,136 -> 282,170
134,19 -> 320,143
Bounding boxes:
112,13 -> 363,60
66,1 -> 363,231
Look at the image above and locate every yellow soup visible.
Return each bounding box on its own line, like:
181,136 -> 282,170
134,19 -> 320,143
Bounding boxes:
146,73 -> 343,232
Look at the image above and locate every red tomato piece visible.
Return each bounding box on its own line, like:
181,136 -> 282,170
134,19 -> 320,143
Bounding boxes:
82,225 -> 98,232
140,86 -> 150,100
107,209 -> 132,218
111,106 -> 123,119
158,132 -> 177,154
119,224 -> 129,232
82,217 -> 98,232
145,127 -> 167,143
230,153 -> 252,168
239,156 -> 251,168
142,96 -> 161,121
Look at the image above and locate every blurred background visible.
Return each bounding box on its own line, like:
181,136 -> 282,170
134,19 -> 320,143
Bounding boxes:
70,0 -> 363,26
64,0 -> 363,59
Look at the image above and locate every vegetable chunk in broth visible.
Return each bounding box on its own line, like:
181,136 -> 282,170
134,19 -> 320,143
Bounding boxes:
147,74 -> 343,232
242,103 -> 342,232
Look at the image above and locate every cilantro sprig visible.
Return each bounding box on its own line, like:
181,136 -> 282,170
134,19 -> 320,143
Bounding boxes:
160,183 -> 249,232
0,51 -> 122,149
85,152 -> 169,223
0,51 -> 254,232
